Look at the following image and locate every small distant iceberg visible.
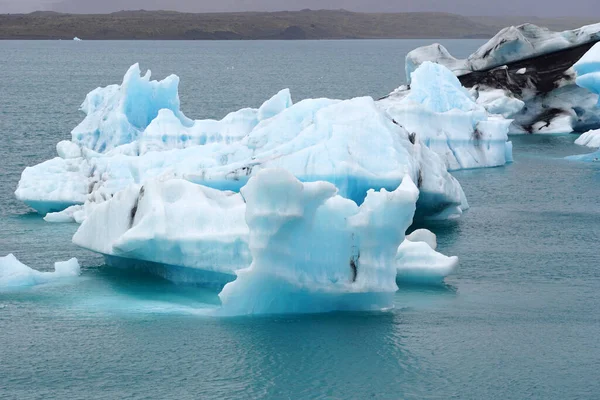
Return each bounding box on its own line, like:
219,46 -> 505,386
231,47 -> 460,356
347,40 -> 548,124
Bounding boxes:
73,37 -> 82,41
396,229 -> 458,285
0,254 -> 80,288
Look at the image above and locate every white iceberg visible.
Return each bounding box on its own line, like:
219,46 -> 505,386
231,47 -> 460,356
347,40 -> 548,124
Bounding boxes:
396,229 -> 458,284
72,170 -> 459,314
16,63 -> 467,221
575,129 -> 600,148
219,169 -> 417,315
379,62 -> 513,171
0,254 -> 80,288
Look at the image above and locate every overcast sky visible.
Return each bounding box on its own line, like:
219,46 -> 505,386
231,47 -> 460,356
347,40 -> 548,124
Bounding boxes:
1,0 -> 599,17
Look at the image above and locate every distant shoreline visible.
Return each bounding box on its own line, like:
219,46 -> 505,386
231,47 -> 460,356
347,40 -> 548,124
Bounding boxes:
0,10 -> 597,41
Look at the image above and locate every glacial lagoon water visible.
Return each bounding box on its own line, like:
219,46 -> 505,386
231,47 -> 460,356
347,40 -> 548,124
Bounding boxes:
1,40 -> 600,399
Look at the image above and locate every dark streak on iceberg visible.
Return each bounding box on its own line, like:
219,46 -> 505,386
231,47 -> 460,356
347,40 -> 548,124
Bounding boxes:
405,23 -> 600,133
459,41 -> 597,95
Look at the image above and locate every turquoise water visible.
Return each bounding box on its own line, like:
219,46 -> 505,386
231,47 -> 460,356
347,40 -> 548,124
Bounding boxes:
2,40 -> 600,399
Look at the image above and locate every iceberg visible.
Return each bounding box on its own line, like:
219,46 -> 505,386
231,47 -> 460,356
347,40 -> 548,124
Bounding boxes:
72,170 -> 458,313
219,169 -> 417,315
575,129 -> 600,148
404,23 -> 600,133
379,62 -> 513,171
16,63 -> 467,221
0,254 -> 80,288
396,229 -> 458,285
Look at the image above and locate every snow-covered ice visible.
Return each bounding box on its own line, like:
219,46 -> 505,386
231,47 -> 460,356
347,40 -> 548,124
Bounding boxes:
379,62 -> 513,171
16,63 -> 467,220
0,254 -> 80,288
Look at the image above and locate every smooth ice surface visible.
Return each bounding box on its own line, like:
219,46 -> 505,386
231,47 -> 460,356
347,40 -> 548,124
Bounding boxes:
218,169 -> 417,315
17,64 -> 467,220
0,254 -> 80,288
4,40 -> 600,400
380,62 -> 513,171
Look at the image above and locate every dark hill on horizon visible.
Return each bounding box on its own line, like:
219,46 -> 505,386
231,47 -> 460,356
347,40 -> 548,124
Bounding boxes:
0,10 -> 597,40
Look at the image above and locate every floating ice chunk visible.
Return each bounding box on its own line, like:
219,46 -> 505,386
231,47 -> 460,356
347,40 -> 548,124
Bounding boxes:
18,65 -> 466,219
218,169 -> 417,316
73,172 -> 459,296
0,254 -> 80,288
44,204 -> 89,223
575,129 -> 600,147
380,62 -> 513,171
73,37 -> 82,41
396,230 -> 458,284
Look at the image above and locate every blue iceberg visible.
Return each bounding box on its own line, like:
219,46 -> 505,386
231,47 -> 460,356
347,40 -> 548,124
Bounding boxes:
72,168 -> 459,315
17,63 -> 467,221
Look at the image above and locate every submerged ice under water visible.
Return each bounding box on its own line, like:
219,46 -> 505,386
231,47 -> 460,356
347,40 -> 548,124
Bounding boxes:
2,40 -> 600,399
